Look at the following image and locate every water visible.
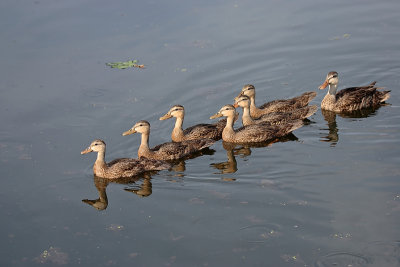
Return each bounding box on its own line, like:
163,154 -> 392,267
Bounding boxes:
1,0 -> 400,266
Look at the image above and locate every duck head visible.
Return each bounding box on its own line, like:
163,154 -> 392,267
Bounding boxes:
159,105 -> 185,120
319,71 -> 339,90
122,120 -> 150,136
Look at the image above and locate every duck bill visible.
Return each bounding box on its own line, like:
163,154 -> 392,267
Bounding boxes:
319,80 -> 329,90
210,113 -> 223,119
122,128 -> 136,136
159,113 -> 172,120
233,103 -> 239,108
81,147 -> 93,154
236,91 -> 245,98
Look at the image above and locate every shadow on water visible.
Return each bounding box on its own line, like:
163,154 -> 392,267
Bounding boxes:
166,147 -> 216,177
82,171 -> 160,210
211,133 -> 298,174
320,106 -> 385,147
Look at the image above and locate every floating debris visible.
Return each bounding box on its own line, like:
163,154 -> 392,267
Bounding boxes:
106,60 -> 145,69
281,253 -> 303,263
34,246 -> 69,265
331,233 -> 352,239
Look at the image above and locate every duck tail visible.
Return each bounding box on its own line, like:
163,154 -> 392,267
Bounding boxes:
147,159 -> 172,171
379,90 -> 391,103
199,139 -> 216,150
278,120 -> 304,136
301,91 -> 317,103
305,105 -> 318,118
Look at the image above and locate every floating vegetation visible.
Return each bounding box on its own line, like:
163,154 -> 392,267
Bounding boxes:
106,60 -> 145,69
107,224 -> 124,231
329,33 -> 351,40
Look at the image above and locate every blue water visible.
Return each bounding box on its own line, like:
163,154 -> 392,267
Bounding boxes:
1,0 -> 399,266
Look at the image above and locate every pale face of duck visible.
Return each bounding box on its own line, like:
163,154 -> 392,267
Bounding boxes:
210,105 -> 237,119
238,84 -> 255,98
122,120 -> 150,136
233,95 -> 251,109
319,71 -> 339,90
159,105 -> 185,120
81,139 -> 106,154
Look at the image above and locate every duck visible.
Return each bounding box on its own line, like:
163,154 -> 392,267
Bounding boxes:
122,120 -> 215,161
319,71 -> 391,112
159,105 -> 224,142
237,84 -> 317,118
81,139 -> 171,179
210,105 -> 303,143
234,95 -> 318,126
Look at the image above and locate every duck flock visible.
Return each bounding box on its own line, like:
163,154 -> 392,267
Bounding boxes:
81,71 -> 390,179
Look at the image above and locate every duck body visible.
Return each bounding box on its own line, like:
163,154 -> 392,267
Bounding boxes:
123,120 -> 215,161
210,105 -> 303,144
234,95 -> 317,126
238,84 -> 317,118
81,139 -> 171,179
319,72 -> 391,112
160,105 -> 229,142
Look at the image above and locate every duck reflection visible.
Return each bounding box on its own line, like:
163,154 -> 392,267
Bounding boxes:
165,147 -> 215,178
82,172 -> 158,210
211,134 -> 298,174
210,142 -> 239,174
124,173 -> 153,197
82,176 -> 109,210
320,107 -> 381,147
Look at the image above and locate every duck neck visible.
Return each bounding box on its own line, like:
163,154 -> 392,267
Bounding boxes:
138,132 -> 153,158
172,116 -> 184,141
94,150 -> 107,174
222,115 -> 236,141
241,106 -> 254,126
249,95 -> 261,115
328,84 -> 337,96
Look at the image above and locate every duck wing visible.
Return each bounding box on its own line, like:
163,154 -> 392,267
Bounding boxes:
152,139 -> 215,160
257,105 -> 318,125
259,91 -> 317,112
335,82 -> 390,110
107,158 -> 170,177
235,120 -> 303,142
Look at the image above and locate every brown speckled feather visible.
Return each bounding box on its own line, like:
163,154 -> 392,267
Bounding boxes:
246,105 -> 317,126
258,91 -> 317,114
223,120 -> 304,143
181,123 -> 222,141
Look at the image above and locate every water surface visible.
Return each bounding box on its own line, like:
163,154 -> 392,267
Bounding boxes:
1,0 -> 400,266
